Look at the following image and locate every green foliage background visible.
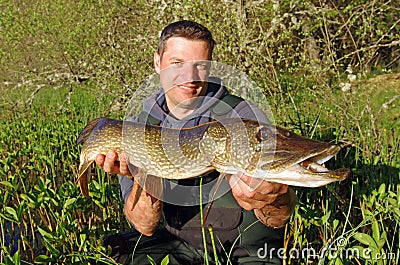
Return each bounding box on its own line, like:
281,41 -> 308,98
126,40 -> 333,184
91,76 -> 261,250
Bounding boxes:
0,0 -> 399,264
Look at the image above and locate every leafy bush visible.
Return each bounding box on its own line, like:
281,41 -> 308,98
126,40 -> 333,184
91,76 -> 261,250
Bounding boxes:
0,0 -> 399,264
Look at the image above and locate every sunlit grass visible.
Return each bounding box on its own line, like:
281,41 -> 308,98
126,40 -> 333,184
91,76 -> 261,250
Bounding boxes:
1,72 -> 398,264
0,0 -> 399,263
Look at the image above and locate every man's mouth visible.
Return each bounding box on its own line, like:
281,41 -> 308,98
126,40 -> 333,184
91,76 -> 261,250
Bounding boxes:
177,84 -> 200,92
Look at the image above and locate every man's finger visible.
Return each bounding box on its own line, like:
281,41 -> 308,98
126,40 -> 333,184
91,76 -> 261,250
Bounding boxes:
119,153 -> 132,177
227,174 -> 259,201
95,154 -> 105,167
235,174 -> 289,196
103,151 -> 118,173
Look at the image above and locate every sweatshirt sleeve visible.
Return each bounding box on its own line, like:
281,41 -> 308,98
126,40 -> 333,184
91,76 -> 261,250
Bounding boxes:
120,175 -> 134,204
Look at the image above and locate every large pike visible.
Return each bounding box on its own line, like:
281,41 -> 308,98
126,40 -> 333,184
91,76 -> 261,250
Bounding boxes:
76,118 -> 349,208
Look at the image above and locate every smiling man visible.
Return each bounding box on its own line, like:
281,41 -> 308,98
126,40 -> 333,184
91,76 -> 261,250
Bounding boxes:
95,20 -> 297,265
155,37 -> 210,116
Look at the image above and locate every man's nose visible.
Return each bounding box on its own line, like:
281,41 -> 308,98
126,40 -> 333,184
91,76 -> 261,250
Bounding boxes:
180,62 -> 198,82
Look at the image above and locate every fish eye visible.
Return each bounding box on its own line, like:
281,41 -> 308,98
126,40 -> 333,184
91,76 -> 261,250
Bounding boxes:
257,126 -> 272,141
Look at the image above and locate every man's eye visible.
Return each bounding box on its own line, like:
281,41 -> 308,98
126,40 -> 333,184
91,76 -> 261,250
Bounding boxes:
196,64 -> 207,70
172,61 -> 183,67
195,62 -> 210,70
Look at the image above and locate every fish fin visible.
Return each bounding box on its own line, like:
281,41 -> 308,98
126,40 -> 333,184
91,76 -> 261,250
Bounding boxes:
130,169 -> 147,211
75,160 -> 95,197
76,118 -> 105,144
145,174 -> 163,205
202,173 -> 226,227
76,117 -> 116,145
79,168 -> 91,198
130,172 -> 164,210
212,157 -> 228,168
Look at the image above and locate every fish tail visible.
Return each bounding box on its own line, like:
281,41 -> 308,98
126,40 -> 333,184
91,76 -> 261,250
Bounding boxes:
76,160 -> 95,197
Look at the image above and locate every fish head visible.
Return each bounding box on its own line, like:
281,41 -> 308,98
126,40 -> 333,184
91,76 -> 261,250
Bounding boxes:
246,122 -> 350,187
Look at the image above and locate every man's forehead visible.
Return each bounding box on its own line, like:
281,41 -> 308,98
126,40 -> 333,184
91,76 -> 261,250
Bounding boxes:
162,37 -> 211,55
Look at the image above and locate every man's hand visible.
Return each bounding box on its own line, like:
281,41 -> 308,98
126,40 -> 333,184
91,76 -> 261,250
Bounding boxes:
125,178 -> 163,236
95,151 -> 132,177
95,151 -> 161,235
226,173 -> 297,228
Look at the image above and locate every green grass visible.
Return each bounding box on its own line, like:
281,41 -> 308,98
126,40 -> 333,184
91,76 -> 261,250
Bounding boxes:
0,84 -> 126,264
1,70 -> 398,265
1,0 -> 399,264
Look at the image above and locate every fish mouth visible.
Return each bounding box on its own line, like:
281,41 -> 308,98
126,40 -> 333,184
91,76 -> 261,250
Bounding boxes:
258,145 -> 350,187
297,145 -> 341,173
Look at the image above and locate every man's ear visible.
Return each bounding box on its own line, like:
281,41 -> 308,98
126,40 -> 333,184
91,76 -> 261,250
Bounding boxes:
154,52 -> 161,74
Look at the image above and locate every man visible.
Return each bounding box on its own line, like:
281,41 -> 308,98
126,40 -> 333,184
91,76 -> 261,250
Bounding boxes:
95,20 -> 297,264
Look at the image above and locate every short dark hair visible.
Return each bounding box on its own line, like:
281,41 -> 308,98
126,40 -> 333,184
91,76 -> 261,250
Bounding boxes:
157,20 -> 215,59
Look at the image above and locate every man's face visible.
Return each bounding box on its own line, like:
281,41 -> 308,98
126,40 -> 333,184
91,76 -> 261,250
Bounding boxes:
154,37 -> 211,111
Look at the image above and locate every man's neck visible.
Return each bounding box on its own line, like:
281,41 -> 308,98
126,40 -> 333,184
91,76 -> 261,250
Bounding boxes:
168,106 -> 195,120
